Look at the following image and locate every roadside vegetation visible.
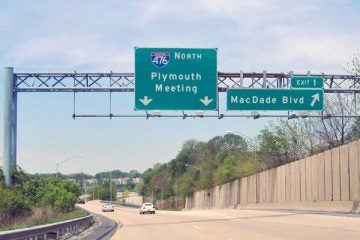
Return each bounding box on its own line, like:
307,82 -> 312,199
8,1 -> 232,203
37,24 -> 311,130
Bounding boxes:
0,168 -> 86,230
30,169 -> 140,202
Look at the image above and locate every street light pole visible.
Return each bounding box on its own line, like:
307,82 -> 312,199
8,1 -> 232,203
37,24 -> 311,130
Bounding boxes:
56,155 -> 82,177
110,171 -> 112,202
152,189 -> 154,204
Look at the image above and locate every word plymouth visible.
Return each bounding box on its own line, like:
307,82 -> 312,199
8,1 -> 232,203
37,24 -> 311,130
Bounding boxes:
151,72 -> 202,82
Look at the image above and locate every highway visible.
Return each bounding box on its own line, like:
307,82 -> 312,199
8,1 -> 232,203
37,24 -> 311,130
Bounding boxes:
79,201 -> 360,240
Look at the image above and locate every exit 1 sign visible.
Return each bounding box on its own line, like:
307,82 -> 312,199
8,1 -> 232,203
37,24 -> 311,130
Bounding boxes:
291,76 -> 324,89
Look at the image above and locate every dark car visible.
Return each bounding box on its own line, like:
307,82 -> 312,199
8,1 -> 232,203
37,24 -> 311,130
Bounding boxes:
78,198 -> 85,204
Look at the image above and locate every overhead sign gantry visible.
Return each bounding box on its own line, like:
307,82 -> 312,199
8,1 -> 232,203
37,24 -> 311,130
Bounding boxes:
4,66 -> 360,187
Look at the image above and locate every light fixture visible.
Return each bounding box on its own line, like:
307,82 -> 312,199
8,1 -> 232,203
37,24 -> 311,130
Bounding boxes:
152,110 -> 161,117
298,111 -> 309,118
288,114 -> 297,120
251,111 -> 260,119
321,113 -> 332,119
195,111 -> 204,118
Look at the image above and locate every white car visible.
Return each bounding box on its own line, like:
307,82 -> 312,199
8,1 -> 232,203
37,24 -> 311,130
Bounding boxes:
139,203 -> 155,214
102,203 -> 114,212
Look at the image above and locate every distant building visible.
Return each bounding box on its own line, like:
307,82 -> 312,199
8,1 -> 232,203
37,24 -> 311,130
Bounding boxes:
114,177 -> 142,185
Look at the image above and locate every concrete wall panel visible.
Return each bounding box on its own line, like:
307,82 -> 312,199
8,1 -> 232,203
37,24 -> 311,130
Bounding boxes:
280,165 -> 286,202
285,164 -> 291,202
231,179 -> 239,206
349,141 -> 359,200
311,155 -> 319,201
340,144 -> 350,201
318,152 -> 325,201
332,147 -> 341,201
277,168 -> 281,202
300,158 -> 306,202
258,172 -> 263,203
295,161 -> 301,201
305,157 -> 312,201
241,177 -> 247,204
251,174 -> 257,203
264,170 -> 270,203
246,176 -> 252,203
269,168 -> 276,202
290,162 -> 296,201
324,149 -> 333,201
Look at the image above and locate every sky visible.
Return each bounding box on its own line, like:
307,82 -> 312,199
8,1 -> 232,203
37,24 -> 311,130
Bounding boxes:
0,0 -> 359,175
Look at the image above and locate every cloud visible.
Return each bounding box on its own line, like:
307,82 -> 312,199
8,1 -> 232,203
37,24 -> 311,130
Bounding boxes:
0,16 -> 10,31
271,34 -> 359,72
6,34 -> 134,72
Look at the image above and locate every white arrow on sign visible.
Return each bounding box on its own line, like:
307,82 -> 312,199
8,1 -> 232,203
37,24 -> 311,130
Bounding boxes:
139,96 -> 153,106
310,93 -> 320,107
200,96 -> 213,106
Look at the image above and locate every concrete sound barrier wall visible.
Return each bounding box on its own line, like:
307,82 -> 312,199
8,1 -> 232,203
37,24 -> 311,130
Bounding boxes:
185,140 -> 360,213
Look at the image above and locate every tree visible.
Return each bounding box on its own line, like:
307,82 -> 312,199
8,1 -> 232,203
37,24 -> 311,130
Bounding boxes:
277,119 -> 311,160
208,134 -> 247,158
348,118 -> 360,141
345,50 -> 360,75
346,50 -> 360,141
258,126 -> 288,169
302,93 -> 355,149
219,155 -> 237,183
177,173 -> 195,197
128,170 -> 140,178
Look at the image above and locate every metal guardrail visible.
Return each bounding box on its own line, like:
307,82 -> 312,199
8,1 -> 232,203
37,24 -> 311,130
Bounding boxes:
0,215 -> 93,240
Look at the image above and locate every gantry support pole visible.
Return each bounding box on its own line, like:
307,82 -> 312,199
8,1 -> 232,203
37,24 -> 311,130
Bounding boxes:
3,67 -> 17,186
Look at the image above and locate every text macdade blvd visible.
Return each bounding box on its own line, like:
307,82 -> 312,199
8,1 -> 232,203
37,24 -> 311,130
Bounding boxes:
231,96 -> 305,104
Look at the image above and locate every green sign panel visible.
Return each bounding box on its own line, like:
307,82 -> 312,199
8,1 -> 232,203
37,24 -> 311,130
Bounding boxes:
227,89 -> 324,111
135,48 -> 218,110
291,76 -> 324,89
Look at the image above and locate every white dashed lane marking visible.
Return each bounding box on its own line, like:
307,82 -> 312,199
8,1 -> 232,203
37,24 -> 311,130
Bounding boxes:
192,226 -> 203,230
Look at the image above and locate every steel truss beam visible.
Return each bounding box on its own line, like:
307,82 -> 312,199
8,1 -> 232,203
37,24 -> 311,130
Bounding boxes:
14,71 -> 360,120
14,72 -> 360,93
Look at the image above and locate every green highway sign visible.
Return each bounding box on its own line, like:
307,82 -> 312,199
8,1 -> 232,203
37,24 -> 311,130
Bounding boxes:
291,76 -> 324,89
227,89 -> 324,111
135,47 -> 218,110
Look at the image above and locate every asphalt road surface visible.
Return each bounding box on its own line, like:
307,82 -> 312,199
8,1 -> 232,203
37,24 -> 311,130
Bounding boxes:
79,201 -> 360,240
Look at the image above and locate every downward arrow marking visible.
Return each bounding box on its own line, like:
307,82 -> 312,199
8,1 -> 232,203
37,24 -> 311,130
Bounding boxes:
139,96 -> 153,106
200,96 -> 213,106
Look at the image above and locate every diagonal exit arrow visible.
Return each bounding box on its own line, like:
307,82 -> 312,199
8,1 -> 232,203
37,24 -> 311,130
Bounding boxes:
200,96 -> 213,106
139,96 -> 153,106
310,93 -> 320,107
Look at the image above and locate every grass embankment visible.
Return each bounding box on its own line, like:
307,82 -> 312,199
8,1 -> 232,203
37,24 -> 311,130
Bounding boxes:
0,208 -> 89,231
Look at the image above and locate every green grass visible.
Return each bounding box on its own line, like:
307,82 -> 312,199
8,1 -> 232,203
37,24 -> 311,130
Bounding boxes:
31,209 -> 89,226
0,208 -> 89,231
